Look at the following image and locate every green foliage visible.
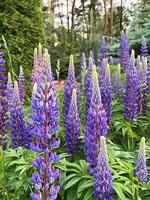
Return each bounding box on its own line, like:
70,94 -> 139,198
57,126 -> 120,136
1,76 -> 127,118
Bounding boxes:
0,0 -> 45,94
129,2 -> 150,55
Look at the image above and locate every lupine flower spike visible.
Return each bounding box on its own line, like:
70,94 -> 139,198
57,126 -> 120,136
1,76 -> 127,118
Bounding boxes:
18,66 -> 26,104
119,31 -> 130,72
6,72 -> 13,110
140,37 -> 148,57
135,137 -> 147,182
101,64 -> 112,124
10,81 -> 28,148
93,136 -> 113,200
80,52 -> 87,93
84,68 -> 109,174
85,56 -> 94,115
124,51 -> 140,122
99,58 -> 108,88
65,89 -> 81,155
64,55 -> 78,128
138,60 -> 148,115
114,64 -> 123,99
99,37 -> 108,67
89,50 -> 95,64
30,51 -> 60,200
0,52 -> 8,149
31,44 -> 43,85
109,56 -> 114,66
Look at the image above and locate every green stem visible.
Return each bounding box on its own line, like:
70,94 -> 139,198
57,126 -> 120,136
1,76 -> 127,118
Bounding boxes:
2,35 -> 17,82
0,146 -> 10,200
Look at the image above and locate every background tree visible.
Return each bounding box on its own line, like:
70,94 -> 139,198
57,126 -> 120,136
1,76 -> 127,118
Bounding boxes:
0,0 -> 45,88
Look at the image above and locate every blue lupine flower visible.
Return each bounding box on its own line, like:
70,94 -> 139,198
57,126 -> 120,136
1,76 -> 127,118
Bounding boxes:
119,31 -> 130,72
6,72 -> 13,110
85,56 -> 94,116
99,37 -> 108,67
32,44 -> 43,85
30,50 -> 60,200
140,37 -> 148,57
65,89 -> 81,155
114,64 -> 123,99
101,64 -> 112,124
18,66 -> 25,104
80,52 -> 87,93
0,52 -> 8,149
84,68 -> 109,173
135,137 -> 147,182
93,136 -> 113,200
64,55 -> 78,128
10,81 -> 29,148
138,59 -> 148,115
124,56 -> 140,122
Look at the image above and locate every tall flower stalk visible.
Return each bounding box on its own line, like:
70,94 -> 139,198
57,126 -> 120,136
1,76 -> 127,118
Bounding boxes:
65,89 -> 81,155
119,31 -> 130,72
101,64 -> 112,124
6,72 -> 13,110
138,59 -> 148,115
135,137 -> 147,183
80,52 -> 87,93
0,52 -> 7,149
140,37 -> 148,57
30,49 -> 60,200
18,66 -> 25,104
99,58 -> 108,88
93,136 -> 113,200
114,64 -> 123,99
10,81 -> 29,148
64,55 -> 78,128
99,37 -> 108,67
84,68 -> 109,174
85,56 -> 94,116
124,59 -> 140,122
32,43 -> 43,85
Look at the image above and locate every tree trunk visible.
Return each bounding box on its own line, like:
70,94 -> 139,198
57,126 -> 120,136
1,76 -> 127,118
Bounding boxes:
120,0 -> 123,31
71,0 -> 76,41
103,0 -> 108,34
110,0 -> 113,36
67,0 -> 69,36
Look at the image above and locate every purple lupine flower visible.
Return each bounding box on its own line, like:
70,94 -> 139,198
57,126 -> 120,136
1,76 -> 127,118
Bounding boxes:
119,31 -> 130,72
138,59 -> 148,115
99,58 -> 108,88
135,137 -> 147,182
84,68 -> 109,174
93,136 -> 113,200
18,66 -> 25,104
124,62 -> 140,122
64,55 -> 78,128
30,51 -> 60,200
140,37 -> 148,57
65,89 -> 81,155
114,64 -> 123,99
10,81 -> 29,148
89,50 -> 95,64
31,44 -> 43,85
85,56 -> 94,116
101,64 -> 112,124
147,59 -> 150,95
99,37 -> 108,67
6,72 -> 13,110
80,52 -> 87,93
0,52 -> 8,149
109,56 -> 114,66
